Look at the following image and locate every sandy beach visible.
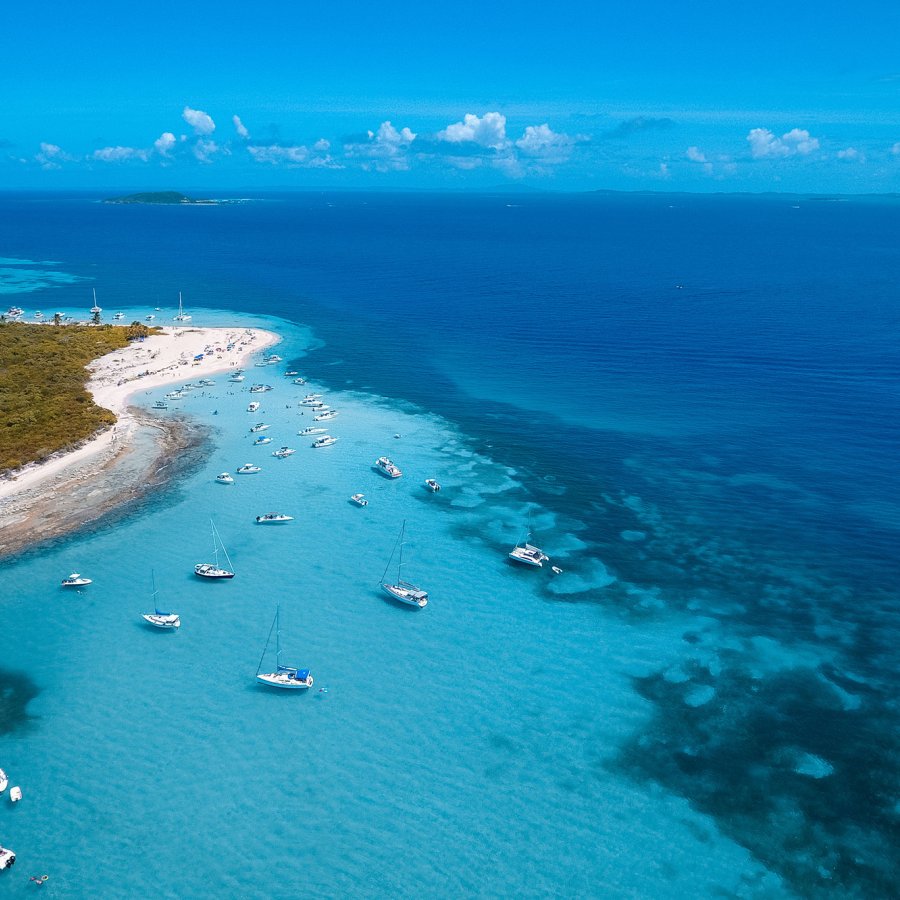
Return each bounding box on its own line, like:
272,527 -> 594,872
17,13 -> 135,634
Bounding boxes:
0,324 -> 279,556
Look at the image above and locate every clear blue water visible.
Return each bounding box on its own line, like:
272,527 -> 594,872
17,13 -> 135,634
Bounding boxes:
1,191 -> 899,897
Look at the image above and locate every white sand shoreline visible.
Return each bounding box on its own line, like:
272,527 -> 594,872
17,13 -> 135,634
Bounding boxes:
0,324 -> 280,506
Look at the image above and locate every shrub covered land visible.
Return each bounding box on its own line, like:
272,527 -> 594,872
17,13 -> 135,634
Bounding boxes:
0,321 -> 155,473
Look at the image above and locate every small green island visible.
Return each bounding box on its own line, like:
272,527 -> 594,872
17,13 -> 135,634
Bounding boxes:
0,320 -> 157,472
103,191 -> 217,205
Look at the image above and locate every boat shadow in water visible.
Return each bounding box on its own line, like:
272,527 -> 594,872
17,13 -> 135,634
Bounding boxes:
0,669 -> 40,736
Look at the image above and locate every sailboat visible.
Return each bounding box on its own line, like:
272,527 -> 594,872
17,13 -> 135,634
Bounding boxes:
508,528 -> 549,567
90,288 -> 102,314
173,291 -> 192,322
141,572 -> 181,629
380,520 -> 428,608
194,520 -> 235,579
255,606 -> 313,689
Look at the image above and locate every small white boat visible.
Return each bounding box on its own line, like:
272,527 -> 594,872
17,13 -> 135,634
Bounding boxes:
508,531 -> 549,568
272,446 -> 296,458
249,384 -> 272,393
350,493 -> 368,507
314,410 -> 338,421
380,521 -> 428,608
114,312 -> 124,320
215,472 -> 234,484
34,311 -> 44,319
249,423 -> 271,433
0,769 -> 7,793
90,289 -> 102,314
197,378 -> 215,387
253,436 -> 273,445
312,435 -> 337,448
165,390 -> 185,400
230,372 -> 246,383
173,291 -> 192,322
237,463 -> 261,474
0,845 -> 15,870
265,354 -> 282,364
152,400 -> 168,410
255,513 -> 294,524
302,393 -> 323,401
292,377 -> 307,385
247,401 -> 260,412
141,573 -> 181,629
301,398 -> 324,406
256,605 -> 313,690
145,314 -> 155,321
298,427 -> 327,436
284,370 -> 299,377
9,787 -> 22,803
195,520 -> 235,579
373,456 -> 402,478
180,383 -> 196,392
424,479 -> 441,492
61,573 -> 92,587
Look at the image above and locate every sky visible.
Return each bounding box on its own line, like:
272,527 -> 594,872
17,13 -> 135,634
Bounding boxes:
2,0 -> 899,193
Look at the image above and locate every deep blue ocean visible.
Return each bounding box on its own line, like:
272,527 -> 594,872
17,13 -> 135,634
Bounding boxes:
1,191 -> 898,898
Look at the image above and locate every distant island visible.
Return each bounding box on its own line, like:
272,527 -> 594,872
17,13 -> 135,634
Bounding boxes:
104,191 -> 217,205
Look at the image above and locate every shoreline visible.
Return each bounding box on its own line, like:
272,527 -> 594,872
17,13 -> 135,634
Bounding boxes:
0,324 -> 279,557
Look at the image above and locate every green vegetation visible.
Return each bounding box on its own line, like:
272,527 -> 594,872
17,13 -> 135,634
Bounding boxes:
0,321 -> 156,473
104,191 -> 215,204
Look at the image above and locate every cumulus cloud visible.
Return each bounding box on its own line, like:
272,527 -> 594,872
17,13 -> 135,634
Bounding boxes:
837,147 -> 864,162
35,142 -> 75,168
438,112 -> 508,149
248,143 -> 342,169
747,127 -> 819,159
891,142 -> 900,155
193,139 -> 221,162
685,146 -> 707,163
233,115 -> 249,139
344,121 -> 416,171
313,138 -> 330,152
514,124 -> 577,163
154,132 -> 176,157
183,106 -> 216,135
92,146 -> 150,162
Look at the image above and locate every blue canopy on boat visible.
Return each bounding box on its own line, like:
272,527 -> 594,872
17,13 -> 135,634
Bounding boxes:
295,669 -> 310,680
194,353 -> 204,360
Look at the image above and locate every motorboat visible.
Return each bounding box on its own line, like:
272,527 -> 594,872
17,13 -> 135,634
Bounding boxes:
165,390 -> 185,400
173,291 -> 192,322
256,605 -> 313,690
215,472 -> 234,484
508,531 -> 549,568
255,513 -> 294,524
380,521 -> 428,608
302,394 -> 323,401
298,427 -> 327,436
195,520 -> 235,579
301,398 -> 324,406
373,457 -> 402,478
249,423 -> 271,433
272,446 -> 296,458
141,573 -> 181,629
197,378 -> 215,387
311,435 -> 337,448
180,383 -> 196,392
9,787 -> 22,803
350,493 -> 369,507
6,307 -> 24,318
237,463 -> 262,474
230,372 -> 245,383
253,436 -> 272,445
424,479 -> 441,492
292,377 -> 307,385
34,311 -> 45,319
114,312 -> 124,320
152,400 -> 168,410
0,768 -> 7,793
314,410 -> 338,421
284,370 -> 299,377
264,354 -> 282,364
249,384 -> 272,393
247,401 -> 260,412
145,314 -> 155,321
61,573 -> 92,587
0,845 -> 15,870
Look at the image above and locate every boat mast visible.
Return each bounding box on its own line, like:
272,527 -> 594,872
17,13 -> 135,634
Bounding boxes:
275,604 -> 283,670
256,608 -> 278,675
397,520 -> 406,583
151,569 -> 160,615
210,519 -> 219,567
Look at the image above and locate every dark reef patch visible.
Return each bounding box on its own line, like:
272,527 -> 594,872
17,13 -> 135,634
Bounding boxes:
0,668 -> 40,735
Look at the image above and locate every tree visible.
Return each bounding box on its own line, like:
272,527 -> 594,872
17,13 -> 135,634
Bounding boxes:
53,312 -> 62,326
91,309 -> 101,326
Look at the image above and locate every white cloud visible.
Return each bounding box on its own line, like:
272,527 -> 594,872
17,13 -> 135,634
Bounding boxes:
344,121 -> 416,171
891,142 -> 900,155
747,127 -> 820,159
233,115 -> 249,139
438,112 -> 508,149
92,146 -> 150,162
183,106 -> 216,135
313,138 -> 330,152
248,144 -> 342,169
35,142 -> 75,168
154,132 -> 176,157
515,124 -> 576,162
685,146 -> 707,163
193,139 -> 220,162
837,147 -> 864,162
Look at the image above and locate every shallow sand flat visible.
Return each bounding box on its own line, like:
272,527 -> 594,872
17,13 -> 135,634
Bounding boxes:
0,324 -> 278,555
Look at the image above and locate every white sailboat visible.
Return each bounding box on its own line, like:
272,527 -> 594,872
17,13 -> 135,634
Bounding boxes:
194,520 -> 235,579
256,605 -> 313,689
173,292 -> 192,322
90,288 -> 102,314
380,520 -> 428,608
508,528 -> 549,568
141,572 -> 181,629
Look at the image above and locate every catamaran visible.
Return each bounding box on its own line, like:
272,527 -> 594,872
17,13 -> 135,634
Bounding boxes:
141,573 -> 181,629
508,530 -> 550,568
90,288 -> 102,314
255,605 -> 313,690
194,520 -> 235,579
173,292 -> 191,322
380,520 -> 428,608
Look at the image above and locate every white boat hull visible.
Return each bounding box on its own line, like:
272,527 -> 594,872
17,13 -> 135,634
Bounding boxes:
141,614 -> 181,629
194,564 -> 235,579
256,672 -> 313,690
381,583 -> 428,608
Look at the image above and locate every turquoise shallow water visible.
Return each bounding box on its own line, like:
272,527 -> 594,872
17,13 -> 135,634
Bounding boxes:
2,311 -> 775,897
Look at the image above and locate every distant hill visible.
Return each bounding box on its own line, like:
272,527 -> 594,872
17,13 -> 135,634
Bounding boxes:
104,191 -> 216,205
